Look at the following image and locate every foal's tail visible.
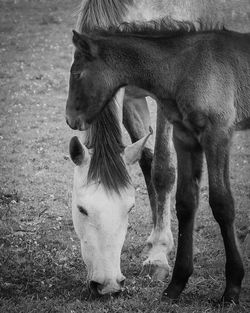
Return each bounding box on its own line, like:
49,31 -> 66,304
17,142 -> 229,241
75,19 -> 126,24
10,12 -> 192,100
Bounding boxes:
76,0 -> 133,32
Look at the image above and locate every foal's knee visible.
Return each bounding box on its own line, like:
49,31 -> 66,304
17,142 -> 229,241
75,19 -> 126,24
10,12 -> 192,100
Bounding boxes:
176,181 -> 200,221
176,196 -> 197,222
209,190 -> 235,225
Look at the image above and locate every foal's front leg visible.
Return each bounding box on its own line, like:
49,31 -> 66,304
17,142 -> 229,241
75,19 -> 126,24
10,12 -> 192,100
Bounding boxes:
204,129 -> 244,303
163,131 -> 203,299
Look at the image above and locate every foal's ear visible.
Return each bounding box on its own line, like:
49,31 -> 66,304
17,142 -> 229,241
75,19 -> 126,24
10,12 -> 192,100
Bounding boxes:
69,136 -> 89,166
72,30 -> 98,59
124,127 -> 153,165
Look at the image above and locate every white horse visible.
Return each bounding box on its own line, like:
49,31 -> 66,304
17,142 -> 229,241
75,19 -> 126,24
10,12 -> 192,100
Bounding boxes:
67,0 -> 219,296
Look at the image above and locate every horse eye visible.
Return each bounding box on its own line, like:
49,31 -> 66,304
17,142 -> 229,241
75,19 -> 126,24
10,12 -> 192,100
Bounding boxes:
128,204 -> 135,213
77,205 -> 88,216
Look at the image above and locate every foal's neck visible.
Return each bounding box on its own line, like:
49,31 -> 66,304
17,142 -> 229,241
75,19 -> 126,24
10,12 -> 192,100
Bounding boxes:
103,35 -> 187,100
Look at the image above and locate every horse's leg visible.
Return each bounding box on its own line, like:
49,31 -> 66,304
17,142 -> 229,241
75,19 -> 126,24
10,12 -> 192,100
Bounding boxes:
123,87 -> 154,200
123,89 -> 175,280
163,130 -> 203,299
143,107 -> 176,280
203,128 -> 244,303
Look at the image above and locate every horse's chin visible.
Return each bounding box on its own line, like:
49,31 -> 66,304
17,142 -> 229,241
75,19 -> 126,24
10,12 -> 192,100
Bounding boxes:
98,286 -> 123,296
87,281 -> 123,299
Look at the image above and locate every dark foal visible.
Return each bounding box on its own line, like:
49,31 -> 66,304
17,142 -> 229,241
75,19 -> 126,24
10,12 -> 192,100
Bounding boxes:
66,19 -> 250,303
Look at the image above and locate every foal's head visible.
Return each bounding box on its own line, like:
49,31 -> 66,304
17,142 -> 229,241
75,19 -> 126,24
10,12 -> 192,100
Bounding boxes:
69,126 -> 152,296
66,30 -> 123,131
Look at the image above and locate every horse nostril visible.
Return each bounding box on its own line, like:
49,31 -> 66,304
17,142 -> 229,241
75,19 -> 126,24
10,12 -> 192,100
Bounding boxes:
89,280 -> 103,294
65,116 -> 78,130
66,116 -> 70,125
119,278 -> 125,287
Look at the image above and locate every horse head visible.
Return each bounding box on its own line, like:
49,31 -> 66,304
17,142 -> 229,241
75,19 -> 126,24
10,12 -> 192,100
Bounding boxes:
69,129 -> 152,296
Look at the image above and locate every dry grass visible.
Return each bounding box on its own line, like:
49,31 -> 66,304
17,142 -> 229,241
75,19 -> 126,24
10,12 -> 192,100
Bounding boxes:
0,0 -> 250,312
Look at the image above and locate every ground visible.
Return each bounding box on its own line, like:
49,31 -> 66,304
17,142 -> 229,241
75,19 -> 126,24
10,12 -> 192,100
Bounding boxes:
0,0 -> 249,312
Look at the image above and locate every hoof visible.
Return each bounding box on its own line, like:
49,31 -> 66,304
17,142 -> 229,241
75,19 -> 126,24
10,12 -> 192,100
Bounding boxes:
221,291 -> 240,305
141,259 -> 171,281
161,282 -> 186,301
161,291 -> 179,304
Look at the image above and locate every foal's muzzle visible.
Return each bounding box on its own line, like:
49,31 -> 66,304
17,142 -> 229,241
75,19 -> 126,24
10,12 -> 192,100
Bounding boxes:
65,114 -> 90,131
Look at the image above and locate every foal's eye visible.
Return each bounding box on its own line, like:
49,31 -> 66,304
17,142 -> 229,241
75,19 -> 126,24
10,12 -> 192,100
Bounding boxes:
72,72 -> 81,80
77,205 -> 88,216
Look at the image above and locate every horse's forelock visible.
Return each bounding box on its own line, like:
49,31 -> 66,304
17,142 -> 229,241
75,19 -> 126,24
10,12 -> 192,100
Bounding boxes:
85,101 -> 131,195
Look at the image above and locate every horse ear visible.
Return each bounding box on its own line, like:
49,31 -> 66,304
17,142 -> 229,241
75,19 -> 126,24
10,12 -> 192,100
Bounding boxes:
124,127 -> 153,165
69,136 -> 89,166
72,30 -> 98,59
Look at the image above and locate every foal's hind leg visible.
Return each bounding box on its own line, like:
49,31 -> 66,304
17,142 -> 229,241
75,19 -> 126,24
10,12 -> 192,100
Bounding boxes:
204,128 -> 244,303
163,130 -> 203,300
123,90 -> 175,281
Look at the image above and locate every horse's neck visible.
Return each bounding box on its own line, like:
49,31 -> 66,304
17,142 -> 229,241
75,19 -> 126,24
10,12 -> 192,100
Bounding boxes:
76,0 -> 219,33
125,0 -> 218,23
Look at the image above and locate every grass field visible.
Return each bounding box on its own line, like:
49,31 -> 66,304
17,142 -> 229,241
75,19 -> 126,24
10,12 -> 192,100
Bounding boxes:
0,0 -> 250,312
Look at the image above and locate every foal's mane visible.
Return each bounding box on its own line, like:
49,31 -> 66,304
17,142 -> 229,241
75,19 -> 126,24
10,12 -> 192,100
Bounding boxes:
91,18 -> 226,39
84,103 -> 131,194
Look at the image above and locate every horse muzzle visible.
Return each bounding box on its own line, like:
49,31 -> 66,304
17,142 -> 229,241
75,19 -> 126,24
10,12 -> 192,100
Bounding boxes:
88,277 -> 125,296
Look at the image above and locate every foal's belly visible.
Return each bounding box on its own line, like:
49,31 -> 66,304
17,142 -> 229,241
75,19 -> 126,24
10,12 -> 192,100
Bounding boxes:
159,99 -> 208,148
173,122 -> 201,148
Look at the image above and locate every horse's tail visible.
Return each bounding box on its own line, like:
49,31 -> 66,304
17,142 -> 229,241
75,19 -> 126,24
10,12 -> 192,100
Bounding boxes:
76,0 -> 133,32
